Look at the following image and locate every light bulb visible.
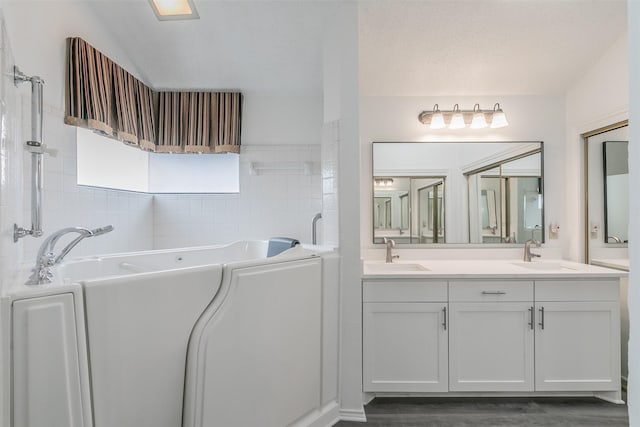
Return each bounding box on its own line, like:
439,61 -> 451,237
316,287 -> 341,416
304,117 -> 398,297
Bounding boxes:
470,104 -> 487,129
430,113 -> 445,129
490,103 -> 509,128
449,104 -> 465,129
429,104 -> 446,129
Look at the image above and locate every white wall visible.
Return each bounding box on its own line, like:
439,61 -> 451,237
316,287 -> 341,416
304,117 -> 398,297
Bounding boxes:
2,1 -> 144,113
0,12 -> 17,425
0,12 -> 21,292
626,1 -> 639,423
322,2 -> 362,421
243,94 -> 323,145
360,95 -> 565,250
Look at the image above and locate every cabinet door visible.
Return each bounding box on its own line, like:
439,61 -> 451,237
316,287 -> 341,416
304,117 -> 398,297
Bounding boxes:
535,302 -> 620,391
449,302 -> 534,392
363,302 -> 448,392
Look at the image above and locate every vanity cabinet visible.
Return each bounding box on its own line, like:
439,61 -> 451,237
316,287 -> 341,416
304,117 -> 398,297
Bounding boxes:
534,280 -> 620,392
448,280 -> 534,392
362,275 -> 621,398
363,280 -> 448,392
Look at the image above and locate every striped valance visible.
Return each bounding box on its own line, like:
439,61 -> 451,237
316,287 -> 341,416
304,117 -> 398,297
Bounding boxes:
64,37 -> 242,154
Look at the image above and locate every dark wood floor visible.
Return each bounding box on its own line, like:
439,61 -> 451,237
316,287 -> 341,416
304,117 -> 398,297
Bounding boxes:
334,396 -> 629,426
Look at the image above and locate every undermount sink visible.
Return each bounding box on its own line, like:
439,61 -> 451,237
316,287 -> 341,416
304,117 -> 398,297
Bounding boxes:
511,261 -> 577,271
367,262 -> 429,272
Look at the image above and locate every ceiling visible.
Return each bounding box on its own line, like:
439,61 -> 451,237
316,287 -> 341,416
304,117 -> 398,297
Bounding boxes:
359,0 -> 628,96
84,0 -> 627,96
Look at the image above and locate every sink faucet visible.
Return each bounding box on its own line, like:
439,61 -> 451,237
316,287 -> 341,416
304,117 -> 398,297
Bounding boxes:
383,237 -> 399,263
523,239 -> 541,262
26,225 -> 114,285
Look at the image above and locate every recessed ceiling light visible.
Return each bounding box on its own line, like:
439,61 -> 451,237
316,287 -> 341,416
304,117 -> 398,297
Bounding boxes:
149,0 -> 199,21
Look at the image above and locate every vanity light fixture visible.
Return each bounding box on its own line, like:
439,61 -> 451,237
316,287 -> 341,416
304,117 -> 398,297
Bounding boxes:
374,178 -> 394,187
149,0 -> 199,21
418,103 -> 509,130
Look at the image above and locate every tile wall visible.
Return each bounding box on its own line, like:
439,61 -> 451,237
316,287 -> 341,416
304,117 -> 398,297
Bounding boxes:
154,144 -> 323,248
0,15 -> 22,289
321,120 -> 340,247
20,107 -> 155,264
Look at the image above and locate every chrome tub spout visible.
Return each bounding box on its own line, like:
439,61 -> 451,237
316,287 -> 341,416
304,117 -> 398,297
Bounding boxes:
27,225 -> 114,285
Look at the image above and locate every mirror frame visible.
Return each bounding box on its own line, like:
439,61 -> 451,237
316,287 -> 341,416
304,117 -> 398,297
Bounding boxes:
372,141 -> 545,247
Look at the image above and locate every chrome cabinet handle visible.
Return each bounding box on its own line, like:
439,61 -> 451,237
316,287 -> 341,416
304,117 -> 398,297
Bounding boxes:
539,307 -> 545,330
442,306 -> 447,330
528,306 -> 534,330
481,291 -> 506,295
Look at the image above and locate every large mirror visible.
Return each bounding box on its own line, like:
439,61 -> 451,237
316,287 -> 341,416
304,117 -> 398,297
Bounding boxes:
584,123 -> 629,263
373,141 -> 544,245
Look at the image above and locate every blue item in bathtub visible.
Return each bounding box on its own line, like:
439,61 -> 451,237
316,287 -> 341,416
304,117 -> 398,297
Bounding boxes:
267,237 -> 300,257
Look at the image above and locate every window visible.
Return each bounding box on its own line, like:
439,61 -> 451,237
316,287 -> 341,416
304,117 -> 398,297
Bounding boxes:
76,128 -> 239,193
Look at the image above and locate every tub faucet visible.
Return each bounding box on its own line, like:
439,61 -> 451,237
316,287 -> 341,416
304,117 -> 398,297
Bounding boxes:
312,213 -> 322,245
27,225 -> 114,285
523,239 -> 541,262
383,237 -> 399,263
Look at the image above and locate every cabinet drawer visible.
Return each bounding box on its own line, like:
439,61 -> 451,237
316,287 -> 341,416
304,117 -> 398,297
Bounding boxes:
449,281 -> 533,302
535,279 -> 619,302
363,280 -> 447,302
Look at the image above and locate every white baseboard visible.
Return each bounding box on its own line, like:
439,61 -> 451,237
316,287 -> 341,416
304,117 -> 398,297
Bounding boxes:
339,407 -> 367,423
292,401 -> 341,427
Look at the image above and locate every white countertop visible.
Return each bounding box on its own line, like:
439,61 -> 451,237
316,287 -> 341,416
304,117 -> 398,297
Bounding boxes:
362,259 -> 628,279
591,258 -> 629,272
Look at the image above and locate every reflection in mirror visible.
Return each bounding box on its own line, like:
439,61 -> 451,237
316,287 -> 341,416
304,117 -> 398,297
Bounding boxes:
481,189 -> 497,230
467,153 -> 543,244
373,197 -> 392,228
400,193 -> 409,229
416,178 -> 445,243
373,176 -> 445,243
603,141 -> 628,244
373,177 -> 411,242
373,141 -> 543,245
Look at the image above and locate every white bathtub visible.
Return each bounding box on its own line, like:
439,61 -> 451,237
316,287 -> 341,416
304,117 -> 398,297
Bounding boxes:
57,240 -> 272,281
7,241 -> 340,427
